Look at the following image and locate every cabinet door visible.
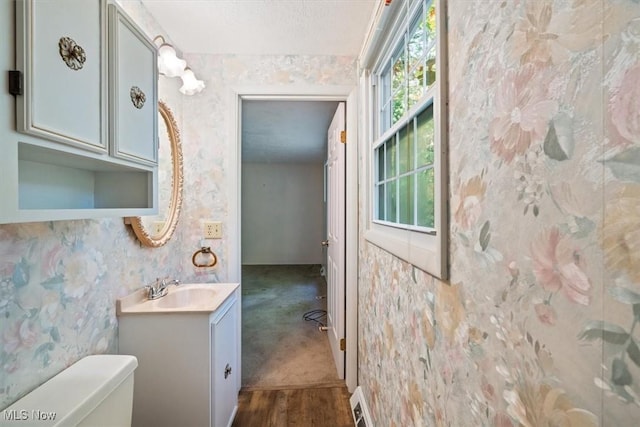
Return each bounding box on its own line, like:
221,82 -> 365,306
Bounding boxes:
108,4 -> 158,166
16,0 -> 107,152
211,301 -> 238,427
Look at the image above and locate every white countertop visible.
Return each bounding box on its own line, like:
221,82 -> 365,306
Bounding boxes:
116,283 -> 239,315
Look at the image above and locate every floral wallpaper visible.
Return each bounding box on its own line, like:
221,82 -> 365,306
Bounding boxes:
358,0 -> 640,426
0,1 -> 357,410
6,0 -> 638,424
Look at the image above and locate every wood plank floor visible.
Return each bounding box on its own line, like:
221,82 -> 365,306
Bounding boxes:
231,386 -> 353,427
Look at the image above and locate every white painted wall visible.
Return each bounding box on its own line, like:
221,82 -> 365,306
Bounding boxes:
241,162 -> 324,265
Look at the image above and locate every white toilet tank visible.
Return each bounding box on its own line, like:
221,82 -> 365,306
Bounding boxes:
0,355 -> 138,427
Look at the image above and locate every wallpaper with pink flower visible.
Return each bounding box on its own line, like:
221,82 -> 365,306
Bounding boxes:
0,1 -> 358,409
358,0 -> 640,425
2,0 -> 639,424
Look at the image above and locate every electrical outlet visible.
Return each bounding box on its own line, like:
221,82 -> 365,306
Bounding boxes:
152,221 -> 164,235
204,221 -> 222,239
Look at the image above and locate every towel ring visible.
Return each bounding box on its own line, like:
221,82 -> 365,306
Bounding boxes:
192,247 -> 218,268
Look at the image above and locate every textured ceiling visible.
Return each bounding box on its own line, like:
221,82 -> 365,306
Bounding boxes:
139,0 -> 377,56
241,100 -> 339,163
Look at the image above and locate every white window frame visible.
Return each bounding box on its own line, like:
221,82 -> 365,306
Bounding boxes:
360,0 -> 448,279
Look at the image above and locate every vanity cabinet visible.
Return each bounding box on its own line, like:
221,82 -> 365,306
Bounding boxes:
118,286 -> 241,427
0,0 -> 158,224
211,294 -> 240,427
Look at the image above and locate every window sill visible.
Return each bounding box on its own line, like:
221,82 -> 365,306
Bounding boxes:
364,222 -> 446,279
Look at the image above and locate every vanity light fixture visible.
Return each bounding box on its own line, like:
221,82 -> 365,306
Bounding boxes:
179,67 -> 205,95
153,35 -> 205,95
153,35 -> 186,77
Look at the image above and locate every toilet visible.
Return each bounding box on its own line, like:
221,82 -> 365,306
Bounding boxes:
0,355 -> 138,427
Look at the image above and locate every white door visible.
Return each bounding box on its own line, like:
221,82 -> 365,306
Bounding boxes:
325,102 -> 346,378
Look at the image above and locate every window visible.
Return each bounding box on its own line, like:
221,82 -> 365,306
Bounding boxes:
375,104 -> 435,230
363,0 -> 447,279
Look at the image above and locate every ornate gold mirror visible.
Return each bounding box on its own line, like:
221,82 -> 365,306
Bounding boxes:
125,100 -> 183,247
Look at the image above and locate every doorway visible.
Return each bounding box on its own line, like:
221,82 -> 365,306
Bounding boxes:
228,86 -> 358,392
240,100 -> 340,389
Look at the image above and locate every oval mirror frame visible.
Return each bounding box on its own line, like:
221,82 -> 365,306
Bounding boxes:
126,100 -> 184,247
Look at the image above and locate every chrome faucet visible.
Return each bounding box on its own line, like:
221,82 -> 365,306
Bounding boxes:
145,277 -> 181,300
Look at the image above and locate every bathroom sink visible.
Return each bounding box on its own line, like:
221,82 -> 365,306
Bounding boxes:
154,286 -> 218,309
116,283 -> 239,315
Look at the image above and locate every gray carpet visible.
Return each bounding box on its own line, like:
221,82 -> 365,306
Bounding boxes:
241,264 -> 342,389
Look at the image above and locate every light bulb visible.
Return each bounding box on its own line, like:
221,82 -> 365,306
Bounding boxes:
179,68 -> 205,95
157,44 -> 186,78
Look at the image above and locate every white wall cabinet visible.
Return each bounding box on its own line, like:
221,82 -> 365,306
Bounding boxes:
16,0 -> 108,152
0,0 -> 158,224
118,288 -> 241,427
108,3 -> 158,165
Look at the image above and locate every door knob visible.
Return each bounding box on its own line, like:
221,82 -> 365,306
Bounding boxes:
224,364 -> 232,379
321,240 -> 329,247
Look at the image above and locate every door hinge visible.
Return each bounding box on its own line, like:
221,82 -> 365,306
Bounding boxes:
8,70 -> 23,96
340,338 -> 346,351
340,130 -> 346,144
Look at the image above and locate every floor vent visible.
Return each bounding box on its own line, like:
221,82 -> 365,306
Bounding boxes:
350,386 -> 373,427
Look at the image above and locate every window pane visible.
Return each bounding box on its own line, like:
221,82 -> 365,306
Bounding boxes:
393,88 -> 406,124
407,7 -> 428,110
381,102 -> 391,132
386,180 -> 397,223
377,183 -> 385,220
399,175 -> 415,225
425,44 -> 436,88
380,65 -> 392,132
417,167 -> 435,228
381,65 -> 391,103
376,145 -> 385,182
408,69 -> 424,110
398,124 -> 413,174
408,18 -> 425,71
391,50 -> 405,92
417,105 -> 435,167
426,2 -> 437,50
385,137 -> 396,178
392,48 -> 406,124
